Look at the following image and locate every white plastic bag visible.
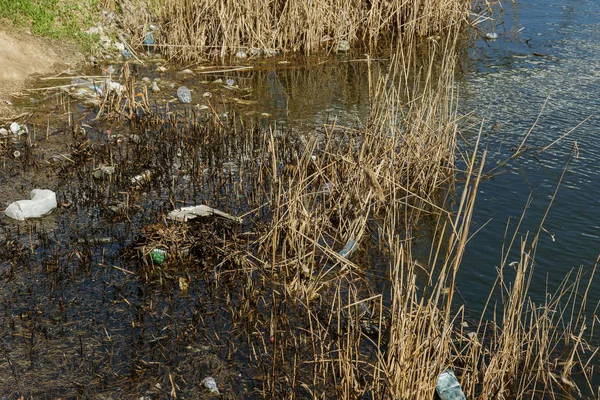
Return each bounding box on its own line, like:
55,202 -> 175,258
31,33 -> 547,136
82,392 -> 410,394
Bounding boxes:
4,189 -> 57,220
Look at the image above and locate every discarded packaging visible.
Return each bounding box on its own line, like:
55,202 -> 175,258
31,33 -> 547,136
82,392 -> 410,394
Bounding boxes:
131,170 -> 152,186
168,205 -> 243,224
201,377 -> 219,394
235,50 -> 247,59
484,32 -> 498,40
151,82 -> 160,92
10,122 -> 25,135
143,31 -> 155,46
337,40 -> 350,52
4,189 -> 57,220
177,86 -> 192,103
93,165 -> 116,179
436,370 -> 466,400
149,248 -> 167,265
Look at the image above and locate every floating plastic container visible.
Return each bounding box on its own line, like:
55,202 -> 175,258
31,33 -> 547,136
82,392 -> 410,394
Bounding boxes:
177,86 -> 192,103
436,370 -> 466,400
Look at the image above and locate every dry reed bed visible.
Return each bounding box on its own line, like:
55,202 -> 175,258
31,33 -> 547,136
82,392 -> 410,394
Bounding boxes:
91,26 -> 598,397
114,0 -> 470,61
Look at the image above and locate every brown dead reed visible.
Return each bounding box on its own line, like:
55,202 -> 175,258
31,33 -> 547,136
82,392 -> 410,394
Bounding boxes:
117,0 -> 471,61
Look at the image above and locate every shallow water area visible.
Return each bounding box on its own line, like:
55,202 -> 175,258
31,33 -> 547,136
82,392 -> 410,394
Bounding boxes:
459,0 -> 600,319
0,51 -> 390,398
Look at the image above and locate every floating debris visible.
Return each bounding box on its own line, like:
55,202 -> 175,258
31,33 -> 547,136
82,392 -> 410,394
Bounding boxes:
177,86 -> 192,103
201,377 -> 219,394
131,170 -> 152,186
484,32 -> 498,40
436,370 -> 466,400
4,189 -> 57,220
337,40 -> 350,52
168,205 -> 243,224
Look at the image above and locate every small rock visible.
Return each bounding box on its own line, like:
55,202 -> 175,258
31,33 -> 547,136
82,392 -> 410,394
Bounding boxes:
337,40 -> 350,52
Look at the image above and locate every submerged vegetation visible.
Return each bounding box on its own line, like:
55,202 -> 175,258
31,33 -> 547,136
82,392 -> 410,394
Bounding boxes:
0,0 -> 598,399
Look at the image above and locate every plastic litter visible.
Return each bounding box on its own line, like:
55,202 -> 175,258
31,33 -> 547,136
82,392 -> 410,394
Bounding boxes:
4,189 -> 57,220
151,82 -> 160,92
131,170 -> 152,186
226,78 -> 235,86
149,248 -> 167,265
484,32 -> 498,40
168,205 -> 243,224
143,31 -> 155,46
122,49 -> 133,58
235,50 -> 247,59
10,122 -> 26,135
201,377 -> 219,394
92,165 -> 116,179
177,86 -> 192,103
436,370 -> 466,400
337,40 -> 350,52
0,128 -> 8,137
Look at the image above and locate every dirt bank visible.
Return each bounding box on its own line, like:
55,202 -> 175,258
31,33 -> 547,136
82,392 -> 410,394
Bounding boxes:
0,28 -> 82,118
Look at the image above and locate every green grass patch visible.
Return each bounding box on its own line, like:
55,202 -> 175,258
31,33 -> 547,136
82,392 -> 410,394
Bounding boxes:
0,0 -> 99,40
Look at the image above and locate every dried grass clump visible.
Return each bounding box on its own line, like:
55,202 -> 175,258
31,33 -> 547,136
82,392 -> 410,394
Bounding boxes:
116,0 -> 470,61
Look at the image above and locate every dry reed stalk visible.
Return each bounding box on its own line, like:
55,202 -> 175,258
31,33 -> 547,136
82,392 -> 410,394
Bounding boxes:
117,0 -> 470,61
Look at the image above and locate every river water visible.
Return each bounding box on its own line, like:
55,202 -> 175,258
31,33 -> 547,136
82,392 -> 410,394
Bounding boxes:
457,0 -> 600,319
249,0 -> 600,322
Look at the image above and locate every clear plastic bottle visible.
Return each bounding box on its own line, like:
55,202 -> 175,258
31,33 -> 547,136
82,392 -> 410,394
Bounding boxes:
177,86 -> 192,103
436,370 -> 466,400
